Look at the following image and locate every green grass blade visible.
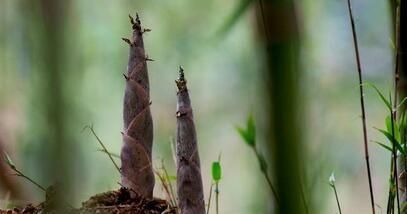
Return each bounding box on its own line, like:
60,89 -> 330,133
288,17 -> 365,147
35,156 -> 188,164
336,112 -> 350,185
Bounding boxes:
375,127 -> 405,154
400,109 -> 407,132
236,126 -> 252,147
236,114 -> 256,147
371,140 -> 393,153
364,82 -> 392,111
386,115 -> 392,133
215,0 -> 254,37
396,97 -> 407,110
247,114 -> 256,144
385,115 -> 401,142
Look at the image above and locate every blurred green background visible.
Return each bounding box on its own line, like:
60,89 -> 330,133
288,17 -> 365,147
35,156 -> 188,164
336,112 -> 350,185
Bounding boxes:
0,0 -> 396,213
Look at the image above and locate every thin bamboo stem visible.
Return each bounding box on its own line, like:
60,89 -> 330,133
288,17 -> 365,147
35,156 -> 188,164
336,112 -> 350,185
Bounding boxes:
333,185 -> 342,214
253,148 -> 279,204
390,108 -> 401,213
215,182 -> 219,214
206,183 -> 213,214
345,0 -> 376,213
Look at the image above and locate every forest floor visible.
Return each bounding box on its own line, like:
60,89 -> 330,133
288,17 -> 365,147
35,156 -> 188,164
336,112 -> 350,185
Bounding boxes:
0,188 -> 176,214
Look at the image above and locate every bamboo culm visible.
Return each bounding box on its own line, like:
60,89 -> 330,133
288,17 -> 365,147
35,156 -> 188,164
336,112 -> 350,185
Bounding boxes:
175,67 -> 205,214
120,14 -> 155,198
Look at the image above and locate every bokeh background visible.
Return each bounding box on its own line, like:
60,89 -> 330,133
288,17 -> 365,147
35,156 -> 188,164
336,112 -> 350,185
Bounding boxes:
0,0 -> 396,213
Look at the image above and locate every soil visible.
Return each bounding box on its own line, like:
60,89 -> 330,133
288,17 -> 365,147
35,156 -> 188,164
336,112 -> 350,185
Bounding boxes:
0,188 -> 177,214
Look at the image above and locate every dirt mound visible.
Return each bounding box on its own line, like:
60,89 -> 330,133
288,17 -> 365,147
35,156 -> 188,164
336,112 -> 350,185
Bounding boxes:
0,188 -> 176,214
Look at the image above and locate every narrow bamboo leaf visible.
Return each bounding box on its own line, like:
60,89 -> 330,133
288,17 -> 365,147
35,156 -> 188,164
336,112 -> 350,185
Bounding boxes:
364,82 -> 392,111
246,114 -> 256,145
389,37 -> 396,50
236,126 -> 252,147
396,97 -> 407,110
216,0 -> 254,37
385,115 -> 401,143
400,110 -> 407,134
236,114 -> 256,147
375,128 -> 405,154
212,161 -> 222,181
386,115 -> 392,133
394,119 -> 400,142
371,140 -> 393,153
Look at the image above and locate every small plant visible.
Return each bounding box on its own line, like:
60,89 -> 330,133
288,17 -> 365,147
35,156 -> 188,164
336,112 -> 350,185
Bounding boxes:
83,125 -> 121,173
3,152 -> 46,192
155,160 -> 177,209
207,155 -> 222,214
366,83 -> 407,213
213,159 -> 222,214
328,172 -> 342,214
236,114 -> 279,203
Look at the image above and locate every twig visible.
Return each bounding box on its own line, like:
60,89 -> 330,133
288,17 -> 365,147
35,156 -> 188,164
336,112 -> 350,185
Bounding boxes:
215,182 -> 219,214
13,168 -> 46,192
333,185 -> 342,214
206,183 -> 213,214
3,153 -> 46,192
345,0 -> 376,213
393,4 -> 401,111
97,149 -> 120,159
253,149 -> 280,203
83,125 -> 121,173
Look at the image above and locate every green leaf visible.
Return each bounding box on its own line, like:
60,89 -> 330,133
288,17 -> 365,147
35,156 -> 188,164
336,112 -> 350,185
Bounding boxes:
247,114 -> 256,143
396,97 -> 407,110
212,161 -> 222,181
236,114 -> 256,147
364,82 -> 391,111
386,115 -> 392,133
394,120 -> 400,142
236,127 -> 250,145
389,37 -> 396,50
372,140 -> 393,153
375,128 -> 405,154
385,115 -> 400,143
257,153 -> 268,173
400,110 -> 407,133
216,0 -> 254,37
